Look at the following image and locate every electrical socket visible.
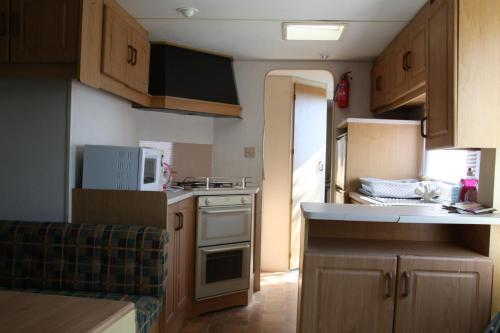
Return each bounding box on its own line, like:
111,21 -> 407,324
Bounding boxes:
244,147 -> 255,158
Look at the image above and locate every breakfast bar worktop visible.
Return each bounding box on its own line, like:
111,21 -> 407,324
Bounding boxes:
301,202 -> 500,225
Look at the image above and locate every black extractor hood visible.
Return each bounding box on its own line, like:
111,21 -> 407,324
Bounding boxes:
148,43 -> 242,118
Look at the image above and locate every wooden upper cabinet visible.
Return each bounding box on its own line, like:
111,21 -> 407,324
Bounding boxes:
371,43 -> 394,111
371,4 -> 427,113
10,0 -> 79,63
407,6 -> 427,91
102,3 -> 130,85
0,0 -> 9,63
299,254 -> 397,333
101,0 -> 150,94
394,256 -> 492,333
426,0 -> 454,149
127,27 -> 150,94
426,0 -> 500,149
393,28 -> 410,100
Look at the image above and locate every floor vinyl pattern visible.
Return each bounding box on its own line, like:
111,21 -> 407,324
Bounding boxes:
182,271 -> 298,333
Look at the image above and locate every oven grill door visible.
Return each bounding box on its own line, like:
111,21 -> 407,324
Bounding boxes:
196,243 -> 250,300
197,205 -> 252,247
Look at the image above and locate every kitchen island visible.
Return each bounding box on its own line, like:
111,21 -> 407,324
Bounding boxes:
298,203 -> 499,333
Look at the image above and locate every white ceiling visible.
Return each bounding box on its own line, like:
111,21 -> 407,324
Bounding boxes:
117,0 -> 426,61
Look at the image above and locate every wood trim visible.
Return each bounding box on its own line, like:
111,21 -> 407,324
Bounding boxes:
294,82 -> 327,98
79,0 -> 103,88
373,85 -> 426,115
0,64 -> 77,77
253,193 -> 261,291
100,74 -> 151,106
72,189 -> 167,228
149,95 -> 242,118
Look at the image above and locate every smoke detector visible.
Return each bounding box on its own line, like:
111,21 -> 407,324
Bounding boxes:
177,7 -> 199,18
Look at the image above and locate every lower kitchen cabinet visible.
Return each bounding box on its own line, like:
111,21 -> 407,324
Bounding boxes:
165,197 -> 196,333
300,254 -> 397,333
394,255 -> 492,333
300,252 -> 492,333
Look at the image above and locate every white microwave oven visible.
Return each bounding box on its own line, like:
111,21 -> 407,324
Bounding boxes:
82,145 -> 163,191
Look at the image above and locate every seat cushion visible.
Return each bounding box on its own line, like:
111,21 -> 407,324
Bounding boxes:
0,287 -> 161,333
0,221 -> 168,299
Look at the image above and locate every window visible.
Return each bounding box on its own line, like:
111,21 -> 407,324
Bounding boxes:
424,149 -> 481,184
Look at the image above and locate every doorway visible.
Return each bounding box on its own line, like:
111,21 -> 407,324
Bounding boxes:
262,70 -> 334,271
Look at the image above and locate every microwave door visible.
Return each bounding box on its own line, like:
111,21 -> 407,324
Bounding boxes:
138,148 -> 163,191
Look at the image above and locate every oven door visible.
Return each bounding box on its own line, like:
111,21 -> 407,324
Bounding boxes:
197,205 -> 252,247
196,242 -> 250,300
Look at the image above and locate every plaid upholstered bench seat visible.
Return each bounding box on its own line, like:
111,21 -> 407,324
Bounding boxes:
0,221 -> 168,333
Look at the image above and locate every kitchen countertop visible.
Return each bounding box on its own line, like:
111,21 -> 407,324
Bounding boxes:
301,202 -> 500,225
166,186 -> 260,205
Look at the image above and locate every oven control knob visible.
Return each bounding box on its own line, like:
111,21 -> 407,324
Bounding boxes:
241,197 -> 250,204
205,198 -> 213,205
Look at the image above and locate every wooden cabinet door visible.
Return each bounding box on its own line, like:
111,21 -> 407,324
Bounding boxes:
300,254 -> 397,333
371,44 -> 394,111
371,59 -> 384,111
128,28 -> 150,94
408,6 -> 427,92
394,256 -> 492,333
393,29 -> 409,100
0,0 -> 9,63
102,2 -> 130,85
165,204 -> 179,328
426,0 -> 455,149
176,198 -> 195,316
10,0 -> 79,63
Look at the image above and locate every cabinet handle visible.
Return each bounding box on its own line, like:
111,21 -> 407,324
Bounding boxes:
405,51 -> 412,70
10,12 -> 19,38
402,271 -> 411,297
131,47 -> 137,66
384,272 -> 393,298
179,212 -> 184,229
127,45 -> 133,64
420,117 -> 428,138
375,76 -> 383,91
402,53 -> 407,71
174,212 -> 182,231
0,12 -> 6,37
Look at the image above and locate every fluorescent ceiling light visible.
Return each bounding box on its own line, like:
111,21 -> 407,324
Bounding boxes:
283,22 -> 345,41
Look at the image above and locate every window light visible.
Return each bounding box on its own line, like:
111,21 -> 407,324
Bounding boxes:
283,22 -> 345,41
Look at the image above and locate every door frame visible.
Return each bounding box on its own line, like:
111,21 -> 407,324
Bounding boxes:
289,81 -> 328,269
261,69 -> 335,275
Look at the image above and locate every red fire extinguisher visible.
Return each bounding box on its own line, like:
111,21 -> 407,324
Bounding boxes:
334,72 -> 352,109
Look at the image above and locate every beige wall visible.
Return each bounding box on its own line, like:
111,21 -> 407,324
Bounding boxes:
68,81 -> 215,220
213,60 -> 374,272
